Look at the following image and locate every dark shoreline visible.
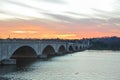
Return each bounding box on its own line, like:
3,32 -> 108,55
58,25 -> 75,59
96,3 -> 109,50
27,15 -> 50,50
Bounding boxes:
88,48 -> 120,51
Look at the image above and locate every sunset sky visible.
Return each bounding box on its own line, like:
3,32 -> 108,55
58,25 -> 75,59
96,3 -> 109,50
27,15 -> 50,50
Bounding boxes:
0,0 -> 120,39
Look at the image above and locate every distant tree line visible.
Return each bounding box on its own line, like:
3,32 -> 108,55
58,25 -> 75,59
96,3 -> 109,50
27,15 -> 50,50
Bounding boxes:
88,36 -> 120,50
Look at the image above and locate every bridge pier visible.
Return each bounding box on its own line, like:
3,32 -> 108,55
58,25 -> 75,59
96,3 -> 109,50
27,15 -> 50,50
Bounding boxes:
55,52 -> 64,56
0,59 -> 16,65
39,54 -> 48,59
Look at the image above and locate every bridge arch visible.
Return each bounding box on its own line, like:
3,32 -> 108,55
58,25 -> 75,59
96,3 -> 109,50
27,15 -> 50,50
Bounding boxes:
41,45 -> 55,58
79,46 -> 82,50
10,46 -> 37,59
75,46 -> 78,51
69,45 -> 74,52
58,45 -> 66,54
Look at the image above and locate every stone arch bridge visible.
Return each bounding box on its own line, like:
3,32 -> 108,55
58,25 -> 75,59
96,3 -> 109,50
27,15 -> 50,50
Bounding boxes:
0,39 -> 89,64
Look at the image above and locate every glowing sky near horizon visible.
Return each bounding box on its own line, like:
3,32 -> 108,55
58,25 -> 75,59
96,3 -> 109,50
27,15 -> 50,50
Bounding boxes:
0,0 -> 120,39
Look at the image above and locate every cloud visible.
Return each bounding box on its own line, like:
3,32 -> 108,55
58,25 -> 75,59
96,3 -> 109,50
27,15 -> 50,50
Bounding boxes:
12,30 -> 38,34
42,12 -> 116,26
42,12 -> 78,24
1,17 -> 120,39
56,34 -> 76,37
65,12 -> 92,18
0,11 -> 35,20
42,0 -> 66,4
3,0 -> 46,12
0,0 -> 49,20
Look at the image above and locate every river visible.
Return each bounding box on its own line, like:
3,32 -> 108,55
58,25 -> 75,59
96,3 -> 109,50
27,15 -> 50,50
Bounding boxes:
0,50 -> 120,80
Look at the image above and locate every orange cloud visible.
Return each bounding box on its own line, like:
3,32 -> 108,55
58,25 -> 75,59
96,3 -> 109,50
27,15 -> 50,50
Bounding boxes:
0,24 -> 55,39
0,19 -> 120,39
12,30 -> 38,34
55,34 -> 77,39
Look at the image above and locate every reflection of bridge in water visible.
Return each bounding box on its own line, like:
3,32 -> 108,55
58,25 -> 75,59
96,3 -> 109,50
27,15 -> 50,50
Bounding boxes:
0,39 -> 90,65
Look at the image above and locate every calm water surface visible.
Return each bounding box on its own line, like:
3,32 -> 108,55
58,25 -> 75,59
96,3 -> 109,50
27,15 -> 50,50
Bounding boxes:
0,50 -> 120,80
